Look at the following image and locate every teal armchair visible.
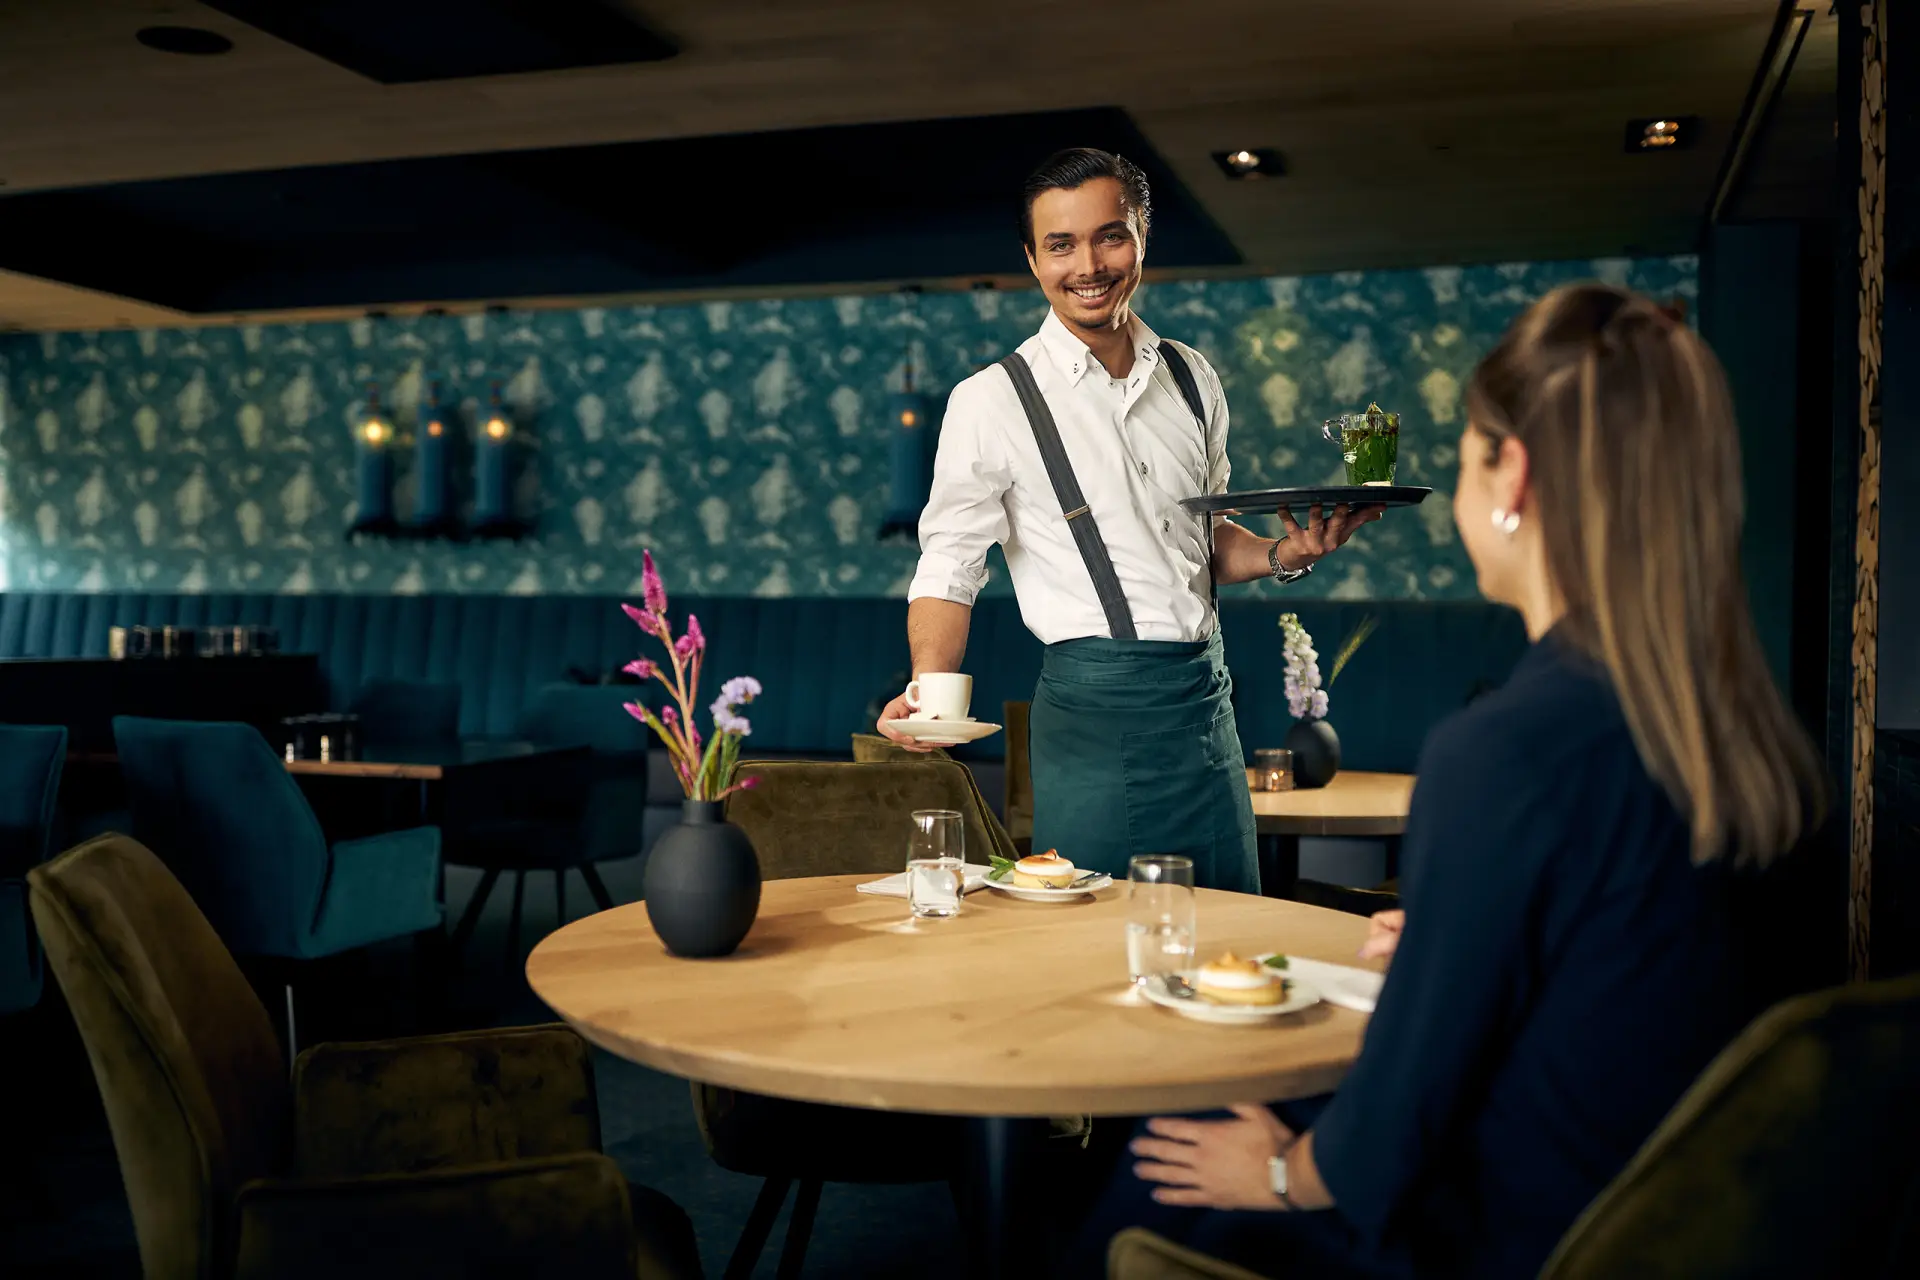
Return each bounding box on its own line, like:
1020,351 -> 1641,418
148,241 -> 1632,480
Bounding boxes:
0,723 -> 68,1014
112,717 -> 441,962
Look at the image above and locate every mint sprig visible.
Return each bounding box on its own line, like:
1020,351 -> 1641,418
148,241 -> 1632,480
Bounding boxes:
988,855 -> 1015,882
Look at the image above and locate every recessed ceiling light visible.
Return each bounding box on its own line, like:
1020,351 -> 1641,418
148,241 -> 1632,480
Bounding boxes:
1625,116 -> 1698,152
135,26 -> 235,56
1212,148 -> 1285,180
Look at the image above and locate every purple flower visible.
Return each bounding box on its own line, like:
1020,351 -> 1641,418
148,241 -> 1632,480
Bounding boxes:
717,675 -> 762,706
712,707 -> 751,736
674,632 -> 698,662
661,706 -> 679,728
621,601 -> 664,638
641,549 -> 669,617
621,701 -> 648,724
624,658 -> 657,680
737,775 -> 761,791
685,614 -> 706,654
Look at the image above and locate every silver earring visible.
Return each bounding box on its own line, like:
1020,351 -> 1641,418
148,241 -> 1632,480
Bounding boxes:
1491,508 -> 1521,535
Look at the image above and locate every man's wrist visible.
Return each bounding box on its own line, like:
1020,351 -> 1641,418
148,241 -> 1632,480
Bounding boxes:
1269,538 -> 1313,580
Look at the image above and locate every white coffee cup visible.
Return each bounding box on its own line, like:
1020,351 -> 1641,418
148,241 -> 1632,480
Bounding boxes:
905,672 -> 973,721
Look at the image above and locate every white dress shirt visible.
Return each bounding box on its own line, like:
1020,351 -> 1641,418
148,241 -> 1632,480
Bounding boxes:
908,310 -> 1231,644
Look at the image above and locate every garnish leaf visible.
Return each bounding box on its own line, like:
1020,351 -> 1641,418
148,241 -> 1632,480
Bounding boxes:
1261,954 -> 1291,970
988,855 -> 1015,882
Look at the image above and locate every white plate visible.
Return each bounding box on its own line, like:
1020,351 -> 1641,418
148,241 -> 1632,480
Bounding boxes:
1140,972 -> 1323,1023
884,718 -> 1003,745
983,872 -> 1113,901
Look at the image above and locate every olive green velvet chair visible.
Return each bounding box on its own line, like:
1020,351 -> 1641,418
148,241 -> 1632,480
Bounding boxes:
28,833 -> 702,1280
1003,700 -> 1035,857
1106,972 -> 1920,1279
687,759 -> 993,1280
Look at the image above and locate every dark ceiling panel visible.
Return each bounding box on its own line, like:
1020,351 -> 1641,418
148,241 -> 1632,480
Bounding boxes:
0,107 -> 1239,313
197,0 -> 676,84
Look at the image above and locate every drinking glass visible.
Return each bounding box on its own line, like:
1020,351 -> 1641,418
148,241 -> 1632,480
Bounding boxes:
1321,406 -> 1400,485
1125,855 -> 1196,986
907,809 -> 965,919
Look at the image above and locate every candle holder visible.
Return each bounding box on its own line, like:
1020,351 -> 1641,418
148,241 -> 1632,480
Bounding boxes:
1251,748 -> 1295,793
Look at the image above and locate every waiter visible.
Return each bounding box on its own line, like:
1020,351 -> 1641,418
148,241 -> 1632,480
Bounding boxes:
876,148 -> 1378,893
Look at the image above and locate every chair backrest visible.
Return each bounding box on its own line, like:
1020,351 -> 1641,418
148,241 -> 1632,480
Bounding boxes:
0,723 -> 67,1014
516,683 -> 651,862
28,834 -> 290,1279
1003,700 -> 1033,845
850,733 -> 952,763
348,677 -> 461,747
1542,972 -> 1920,1278
726,758 -> 1003,879
113,716 -> 332,959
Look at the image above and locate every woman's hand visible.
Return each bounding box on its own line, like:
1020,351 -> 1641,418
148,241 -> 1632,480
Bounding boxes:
1128,1105 -> 1295,1210
1358,909 -> 1405,961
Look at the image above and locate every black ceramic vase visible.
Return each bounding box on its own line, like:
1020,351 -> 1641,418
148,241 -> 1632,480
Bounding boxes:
642,800 -> 762,958
1285,718 -> 1342,789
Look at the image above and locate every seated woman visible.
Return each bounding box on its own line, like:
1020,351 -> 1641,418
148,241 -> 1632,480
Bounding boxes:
1073,283 -> 1827,1279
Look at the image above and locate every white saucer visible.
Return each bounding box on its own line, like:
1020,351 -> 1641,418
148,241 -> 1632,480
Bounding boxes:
1140,973 -> 1323,1023
884,718 -> 1002,745
983,872 -> 1113,902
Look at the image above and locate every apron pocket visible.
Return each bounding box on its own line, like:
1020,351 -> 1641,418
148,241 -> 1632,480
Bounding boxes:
1118,709 -> 1241,865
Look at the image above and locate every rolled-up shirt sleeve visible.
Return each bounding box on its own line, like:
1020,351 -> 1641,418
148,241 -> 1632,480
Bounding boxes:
907,378 -> 1012,607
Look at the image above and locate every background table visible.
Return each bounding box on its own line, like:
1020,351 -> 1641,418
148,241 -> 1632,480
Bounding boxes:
1247,770 -> 1415,897
528,874 -> 1378,1277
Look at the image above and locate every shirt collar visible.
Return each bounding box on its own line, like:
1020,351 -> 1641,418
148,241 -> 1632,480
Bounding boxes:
1036,308 -> 1162,386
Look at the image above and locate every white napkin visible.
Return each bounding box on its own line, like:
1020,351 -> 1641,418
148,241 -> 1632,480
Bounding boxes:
856,863 -> 997,898
1282,956 -> 1386,1014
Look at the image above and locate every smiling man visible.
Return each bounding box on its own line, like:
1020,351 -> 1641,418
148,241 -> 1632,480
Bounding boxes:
876,147 -> 1378,892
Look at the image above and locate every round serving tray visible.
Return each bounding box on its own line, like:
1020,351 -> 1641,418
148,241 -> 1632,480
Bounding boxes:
1180,485 -> 1433,516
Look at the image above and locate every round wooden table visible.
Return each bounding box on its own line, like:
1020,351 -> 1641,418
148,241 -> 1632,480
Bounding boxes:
528,874 -> 1377,1278
1245,769 -> 1415,896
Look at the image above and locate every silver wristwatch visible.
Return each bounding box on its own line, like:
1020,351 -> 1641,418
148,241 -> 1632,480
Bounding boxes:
1268,1152 -> 1298,1209
1269,539 -> 1312,585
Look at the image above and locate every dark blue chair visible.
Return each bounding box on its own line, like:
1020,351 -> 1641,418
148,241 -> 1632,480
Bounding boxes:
348,677 -> 461,747
445,684 -> 649,961
0,725 -> 68,1015
112,717 -> 441,1047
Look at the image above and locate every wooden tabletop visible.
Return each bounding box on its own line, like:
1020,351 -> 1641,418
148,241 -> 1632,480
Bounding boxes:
1246,769 -> 1415,837
70,739 -> 586,780
526,874 -> 1379,1118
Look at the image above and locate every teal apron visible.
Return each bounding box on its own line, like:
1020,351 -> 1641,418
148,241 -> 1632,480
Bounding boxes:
999,348 -> 1259,895
1029,634 -> 1259,893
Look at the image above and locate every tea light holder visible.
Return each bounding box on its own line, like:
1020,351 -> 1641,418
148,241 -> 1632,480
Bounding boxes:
1251,748 -> 1295,792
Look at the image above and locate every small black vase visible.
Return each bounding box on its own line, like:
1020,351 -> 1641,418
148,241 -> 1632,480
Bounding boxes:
1285,718 -> 1342,789
642,800 -> 762,958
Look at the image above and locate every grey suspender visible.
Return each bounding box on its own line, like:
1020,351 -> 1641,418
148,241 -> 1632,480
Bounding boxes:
999,341 -> 1209,643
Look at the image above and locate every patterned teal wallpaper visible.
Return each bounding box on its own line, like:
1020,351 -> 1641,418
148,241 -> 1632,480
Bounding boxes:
0,255 -> 1694,599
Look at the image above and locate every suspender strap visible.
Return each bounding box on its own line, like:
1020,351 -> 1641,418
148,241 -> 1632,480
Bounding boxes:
1156,341 -> 1221,614
999,353 -> 1138,641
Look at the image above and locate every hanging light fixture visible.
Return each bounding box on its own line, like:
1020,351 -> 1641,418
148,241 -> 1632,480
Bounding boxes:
878,287 -> 935,542
348,383 -> 396,535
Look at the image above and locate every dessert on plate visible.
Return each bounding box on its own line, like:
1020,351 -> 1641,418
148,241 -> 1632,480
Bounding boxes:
1194,951 -> 1288,1006
1011,849 -> 1078,889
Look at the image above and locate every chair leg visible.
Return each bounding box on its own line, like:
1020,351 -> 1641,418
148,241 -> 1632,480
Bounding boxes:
449,868 -> 500,953
776,1179 -> 822,1280
554,869 -> 567,927
580,863 -> 615,912
723,1175 -> 792,1280
505,871 -> 526,973
283,983 -> 300,1066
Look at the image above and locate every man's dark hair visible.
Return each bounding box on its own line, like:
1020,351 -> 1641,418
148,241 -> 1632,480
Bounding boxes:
1019,147 -> 1152,251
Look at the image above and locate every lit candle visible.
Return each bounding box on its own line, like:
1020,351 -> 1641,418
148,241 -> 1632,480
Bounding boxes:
475,390 -> 512,526
354,388 -> 393,527
414,384 -> 450,527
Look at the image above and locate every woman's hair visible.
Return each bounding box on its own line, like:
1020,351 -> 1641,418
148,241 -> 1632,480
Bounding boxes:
1464,282 -> 1826,866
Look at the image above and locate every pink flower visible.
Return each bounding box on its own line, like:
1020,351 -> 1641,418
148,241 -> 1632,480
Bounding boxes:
620,601 -> 664,638
685,613 -> 706,653
661,706 -> 679,728
623,658 -> 657,680
641,549 -> 669,616
674,632 -> 698,662
737,774 -> 761,790
621,701 -> 647,723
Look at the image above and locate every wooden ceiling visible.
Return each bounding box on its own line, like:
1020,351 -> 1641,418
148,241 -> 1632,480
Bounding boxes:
0,0 -> 1818,331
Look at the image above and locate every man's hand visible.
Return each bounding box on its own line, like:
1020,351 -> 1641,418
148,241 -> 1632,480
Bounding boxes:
1128,1104 -> 1296,1210
1358,909 -> 1405,962
876,691 -> 935,752
1273,503 -> 1384,572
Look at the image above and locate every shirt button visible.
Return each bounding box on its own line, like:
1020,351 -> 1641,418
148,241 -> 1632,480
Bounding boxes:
1139,462 -> 1149,475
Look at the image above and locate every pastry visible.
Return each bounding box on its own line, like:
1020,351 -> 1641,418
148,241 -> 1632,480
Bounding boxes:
1011,849 -> 1077,889
1195,952 -> 1286,1006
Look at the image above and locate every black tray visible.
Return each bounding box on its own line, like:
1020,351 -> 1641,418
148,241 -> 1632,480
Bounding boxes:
1179,485 -> 1433,516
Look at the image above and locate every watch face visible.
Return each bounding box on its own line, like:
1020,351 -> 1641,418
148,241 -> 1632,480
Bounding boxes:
1268,1154 -> 1289,1196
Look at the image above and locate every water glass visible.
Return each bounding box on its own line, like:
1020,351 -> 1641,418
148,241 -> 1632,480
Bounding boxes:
1125,855 -> 1196,985
907,809 -> 965,919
